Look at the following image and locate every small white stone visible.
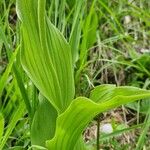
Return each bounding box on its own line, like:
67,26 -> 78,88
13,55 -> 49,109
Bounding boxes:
124,15 -> 131,24
100,123 -> 113,134
140,48 -> 150,53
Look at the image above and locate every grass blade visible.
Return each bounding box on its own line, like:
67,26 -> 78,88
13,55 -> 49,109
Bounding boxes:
0,101 -> 25,149
0,113 -> 4,142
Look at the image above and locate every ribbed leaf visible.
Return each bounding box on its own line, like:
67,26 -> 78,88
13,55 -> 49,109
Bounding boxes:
31,94 -> 57,147
90,84 -> 150,103
47,85 -> 150,150
74,137 -> 87,150
16,0 -> 75,113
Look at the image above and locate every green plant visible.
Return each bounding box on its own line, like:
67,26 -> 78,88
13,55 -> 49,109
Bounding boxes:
15,0 -> 150,149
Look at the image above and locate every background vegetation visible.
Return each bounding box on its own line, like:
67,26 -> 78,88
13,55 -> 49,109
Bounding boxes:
0,0 -> 150,149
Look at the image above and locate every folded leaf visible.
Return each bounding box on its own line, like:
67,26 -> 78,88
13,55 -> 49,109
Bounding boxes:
16,0 -> 75,113
90,84 -> 150,103
47,85 -> 150,150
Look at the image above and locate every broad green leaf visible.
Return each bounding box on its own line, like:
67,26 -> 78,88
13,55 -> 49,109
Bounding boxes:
16,0 -> 75,113
74,137 -> 87,150
90,84 -> 150,103
47,85 -> 150,150
31,94 -> 57,147
90,84 -> 116,102
0,113 -> 4,142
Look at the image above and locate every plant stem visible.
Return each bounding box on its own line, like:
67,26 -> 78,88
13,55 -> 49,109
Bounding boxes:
97,114 -> 101,150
